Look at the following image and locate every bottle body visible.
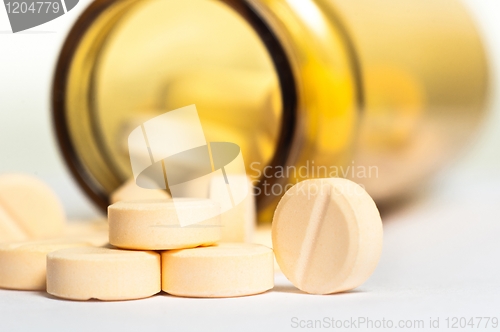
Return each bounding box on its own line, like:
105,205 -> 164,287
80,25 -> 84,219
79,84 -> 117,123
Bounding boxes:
53,0 -> 489,222
251,0 -> 489,219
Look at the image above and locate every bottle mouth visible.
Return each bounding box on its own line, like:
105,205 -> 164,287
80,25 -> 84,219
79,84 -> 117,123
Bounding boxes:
52,0 -> 297,217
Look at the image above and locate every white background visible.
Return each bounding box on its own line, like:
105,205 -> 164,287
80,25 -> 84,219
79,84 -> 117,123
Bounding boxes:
1,1 -> 500,331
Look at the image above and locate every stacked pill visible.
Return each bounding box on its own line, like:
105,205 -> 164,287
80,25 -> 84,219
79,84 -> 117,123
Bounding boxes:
0,173 -> 384,301
0,174 -> 65,242
0,174 -> 109,291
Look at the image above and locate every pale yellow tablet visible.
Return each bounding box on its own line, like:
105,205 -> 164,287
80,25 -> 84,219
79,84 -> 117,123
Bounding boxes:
272,178 -> 383,295
108,199 -> 221,250
47,247 -> 161,301
0,174 -> 65,242
110,178 -> 171,204
162,243 -> 274,298
209,175 -> 256,242
0,205 -> 27,243
0,235 -> 108,291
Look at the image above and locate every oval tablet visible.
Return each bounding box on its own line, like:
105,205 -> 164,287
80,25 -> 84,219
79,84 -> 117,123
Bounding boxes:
209,175 -> 256,242
0,205 -> 26,243
162,243 -> 274,298
108,199 -> 221,250
0,236 -> 108,290
110,178 -> 171,204
0,174 -> 65,241
272,178 -> 383,295
47,247 -> 161,301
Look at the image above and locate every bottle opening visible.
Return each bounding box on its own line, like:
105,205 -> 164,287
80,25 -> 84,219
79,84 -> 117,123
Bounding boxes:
53,0 -> 297,214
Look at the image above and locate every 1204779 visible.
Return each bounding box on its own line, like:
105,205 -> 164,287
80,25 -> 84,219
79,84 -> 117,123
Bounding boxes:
445,317 -> 499,329
5,1 -> 60,14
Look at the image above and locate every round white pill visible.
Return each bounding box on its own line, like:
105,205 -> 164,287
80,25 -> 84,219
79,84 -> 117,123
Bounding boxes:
47,247 -> 161,301
162,243 -> 274,298
110,178 -> 171,204
272,178 -> 383,295
108,199 -> 221,250
209,175 -> 256,242
0,174 -> 65,241
0,236 -> 108,291
0,205 -> 26,242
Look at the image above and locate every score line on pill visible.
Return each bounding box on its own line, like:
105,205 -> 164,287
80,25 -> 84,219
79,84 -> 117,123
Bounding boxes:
0,174 -> 65,242
272,178 -> 383,295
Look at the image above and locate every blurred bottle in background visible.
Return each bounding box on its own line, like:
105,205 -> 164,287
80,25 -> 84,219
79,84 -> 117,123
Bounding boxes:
52,0 -> 489,222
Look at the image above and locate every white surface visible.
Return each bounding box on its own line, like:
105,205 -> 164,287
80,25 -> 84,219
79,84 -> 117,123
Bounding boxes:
1,0 -> 500,331
0,173 -> 499,331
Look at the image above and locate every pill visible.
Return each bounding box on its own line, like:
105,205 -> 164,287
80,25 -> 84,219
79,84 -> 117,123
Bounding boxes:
209,175 -> 256,242
0,236 -> 108,290
272,178 -> 383,295
47,247 -> 161,301
0,174 -> 65,242
108,199 -> 221,250
161,243 -> 274,298
110,178 -> 171,204
0,205 -> 26,242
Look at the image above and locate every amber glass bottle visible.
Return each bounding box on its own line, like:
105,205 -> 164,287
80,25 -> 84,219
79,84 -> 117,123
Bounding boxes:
53,0 -> 489,222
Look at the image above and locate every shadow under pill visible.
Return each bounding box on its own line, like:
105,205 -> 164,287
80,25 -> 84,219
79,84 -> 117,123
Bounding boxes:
272,286 -> 365,296
271,285 -> 304,294
35,291 -> 158,303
